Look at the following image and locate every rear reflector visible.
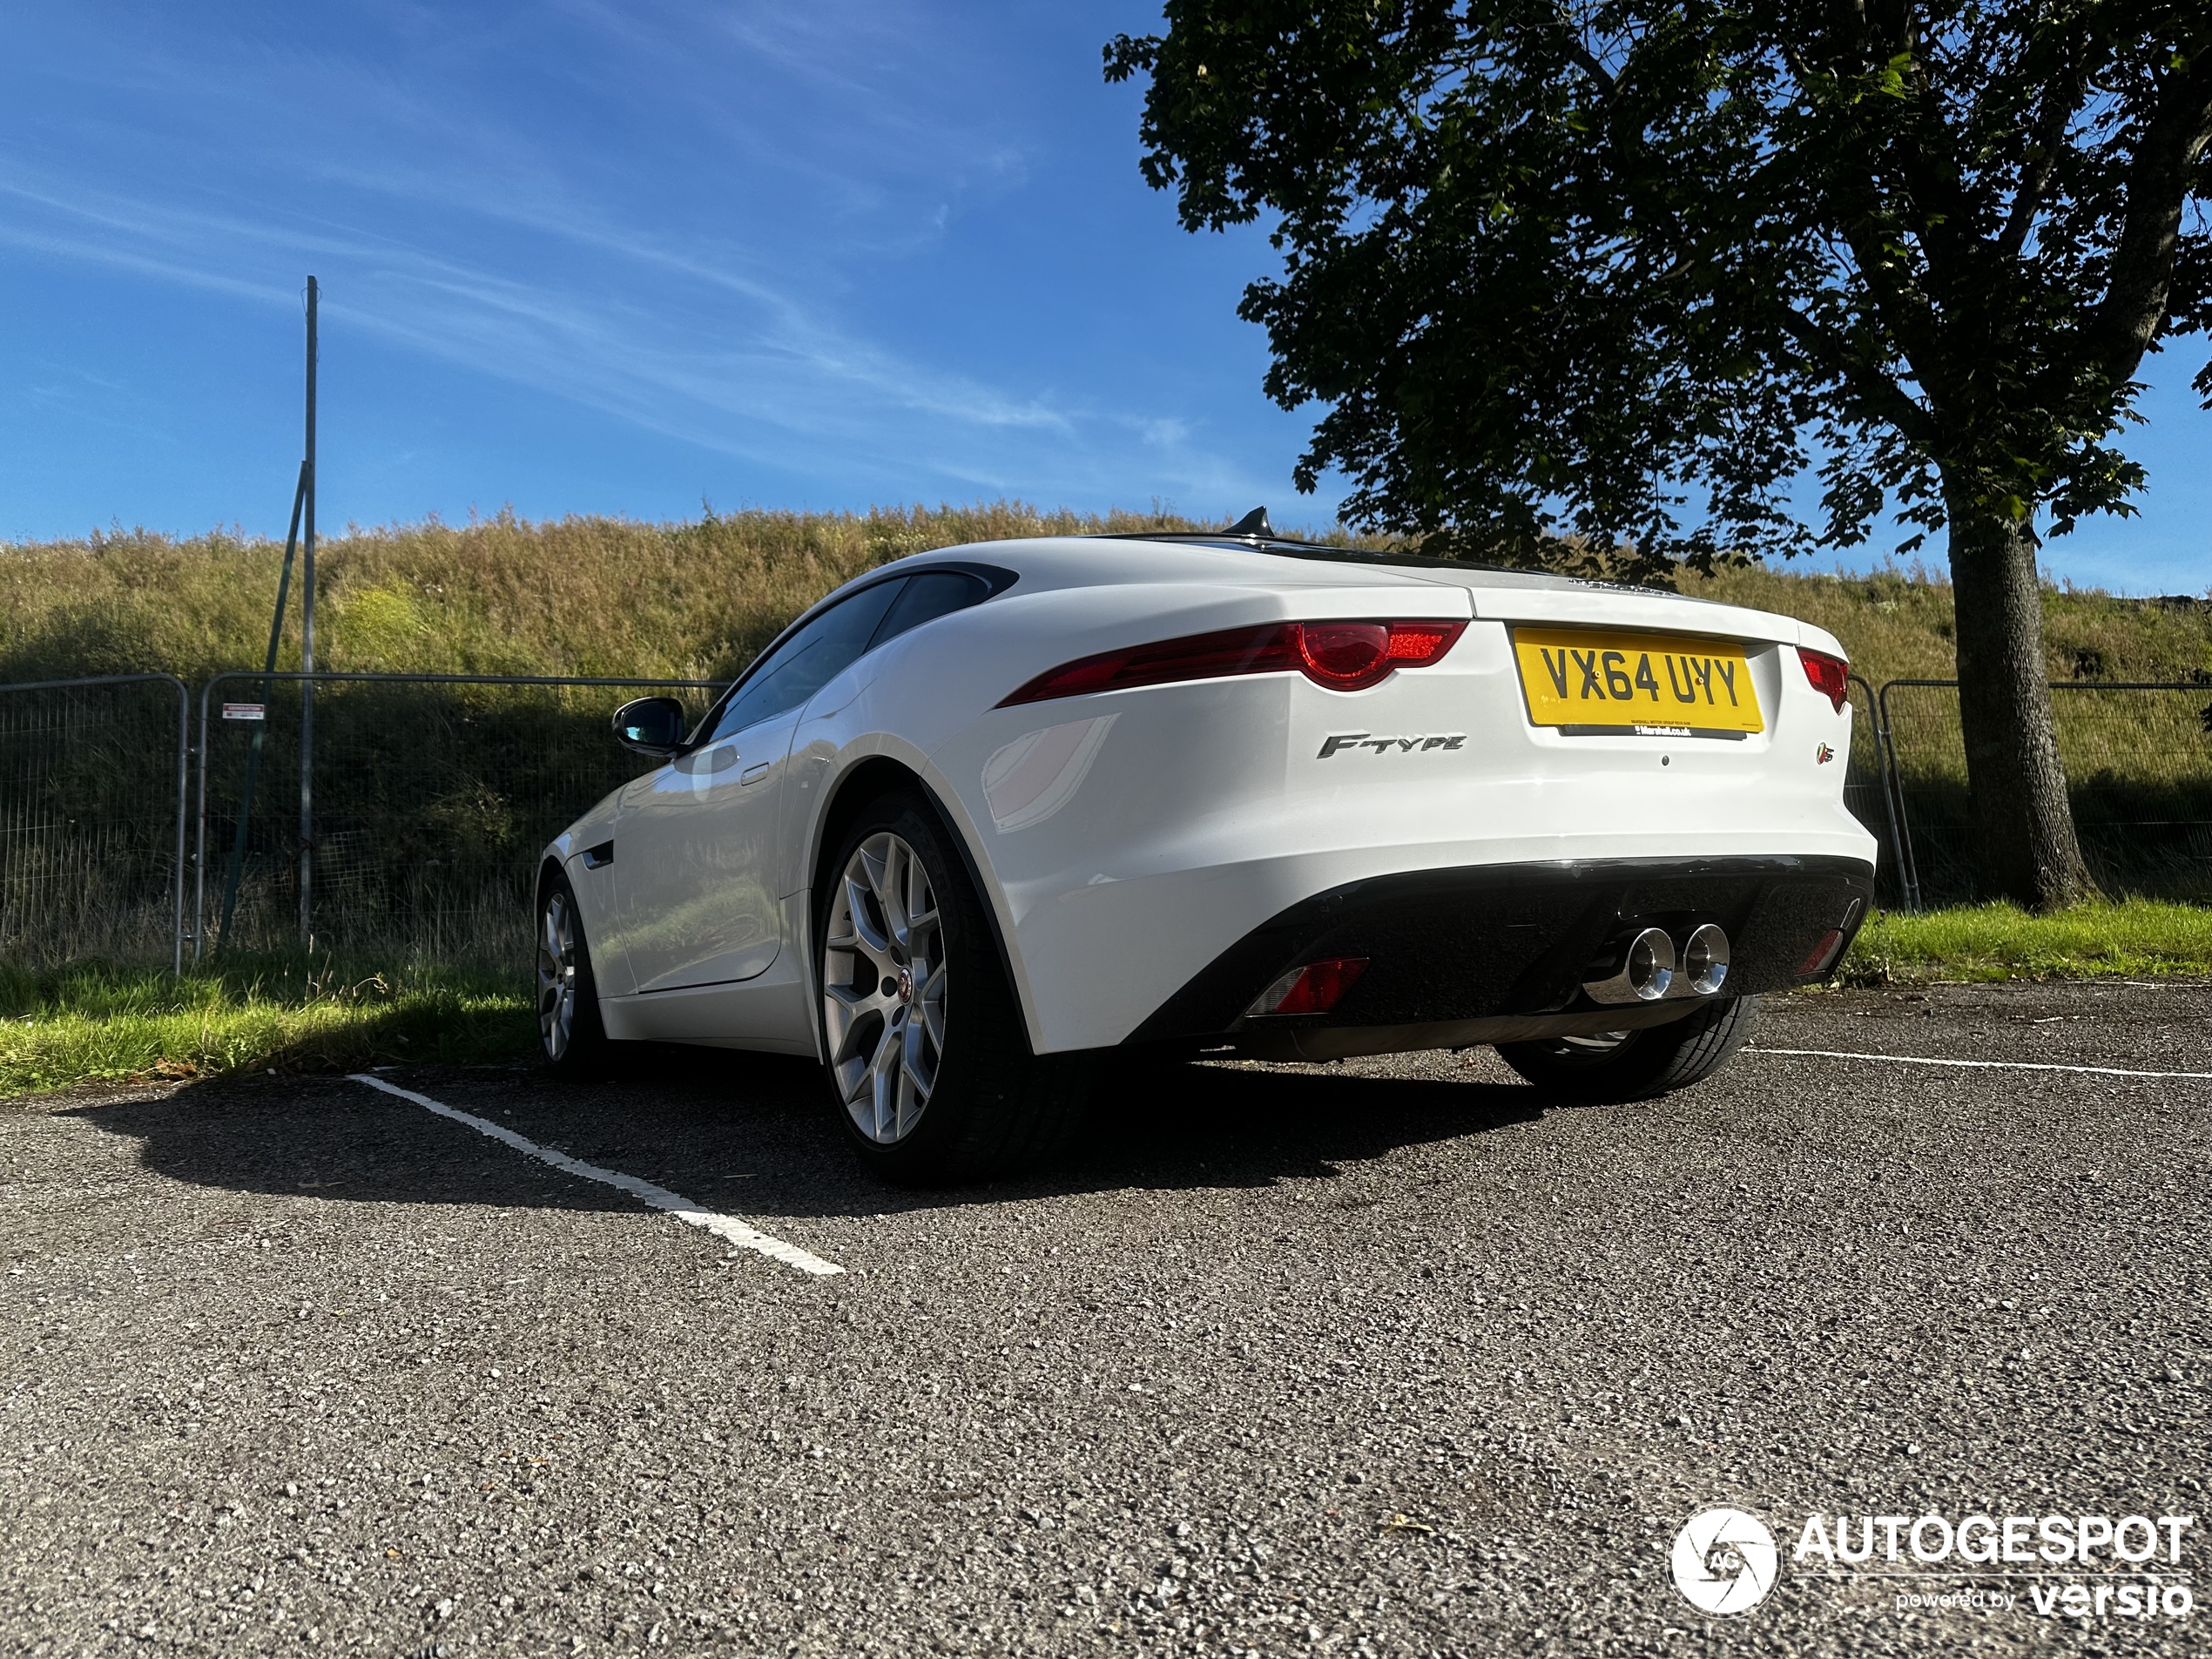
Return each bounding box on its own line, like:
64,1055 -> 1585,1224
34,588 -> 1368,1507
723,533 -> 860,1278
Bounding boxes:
1249,955 -> 1369,1017
1797,645 -> 1850,713
1797,928 -> 1845,975
1000,620 -> 1466,705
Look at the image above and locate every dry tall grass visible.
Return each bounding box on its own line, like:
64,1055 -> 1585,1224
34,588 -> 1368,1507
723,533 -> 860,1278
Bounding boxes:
9,503 -> 2209,688
1683,561 -> 2212,685
0,502 -> 1214,685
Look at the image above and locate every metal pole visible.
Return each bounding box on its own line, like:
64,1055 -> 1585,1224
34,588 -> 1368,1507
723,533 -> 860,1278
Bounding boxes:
1850,672 -> 1912,914
172,678 -> 188,975
1883,723 -> 1923,912
1876,678 -> 1925,912
194,678 -> 212,964
216,462 -> 307,953
299,276 -> 318,948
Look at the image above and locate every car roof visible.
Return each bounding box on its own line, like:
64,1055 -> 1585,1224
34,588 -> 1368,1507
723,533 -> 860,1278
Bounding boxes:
897,532 -> 1638,600
885,534 -> 1828,653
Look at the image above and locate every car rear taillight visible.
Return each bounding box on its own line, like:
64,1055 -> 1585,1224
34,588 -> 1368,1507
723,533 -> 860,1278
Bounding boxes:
1797,646 -> 1850,713
1249,956 -> 1369,1016
1298,622 -> 1390,687
999,620 -> 1466,705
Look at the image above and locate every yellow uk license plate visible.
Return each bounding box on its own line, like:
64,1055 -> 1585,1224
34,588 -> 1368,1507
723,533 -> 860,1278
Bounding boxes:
1510,627 -> 1764,736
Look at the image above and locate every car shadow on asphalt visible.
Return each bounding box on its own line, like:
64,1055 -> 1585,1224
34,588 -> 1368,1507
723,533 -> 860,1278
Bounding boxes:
65,1049 -> 1546,1222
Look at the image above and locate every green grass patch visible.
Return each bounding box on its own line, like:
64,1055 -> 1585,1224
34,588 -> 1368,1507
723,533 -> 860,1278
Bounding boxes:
0,954 -> 535,1100
6,903 -> 2207,1098
1841,899 -> 2212,984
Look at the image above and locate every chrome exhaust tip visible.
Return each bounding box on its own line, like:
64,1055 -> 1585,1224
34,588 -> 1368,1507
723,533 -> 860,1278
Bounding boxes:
1582,926 -> 1676,1004
1681,922 -> 1730,995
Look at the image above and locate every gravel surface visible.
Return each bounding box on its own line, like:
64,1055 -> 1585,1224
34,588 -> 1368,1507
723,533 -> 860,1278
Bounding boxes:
3,979 -> 2208,1656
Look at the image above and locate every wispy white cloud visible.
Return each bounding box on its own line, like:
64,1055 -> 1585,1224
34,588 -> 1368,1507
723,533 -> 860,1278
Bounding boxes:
0,1 -> 1294,520
0,152 -> 1078,447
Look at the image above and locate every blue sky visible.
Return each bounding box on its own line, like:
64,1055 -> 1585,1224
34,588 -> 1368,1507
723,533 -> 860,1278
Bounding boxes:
2,2 -> 2206,593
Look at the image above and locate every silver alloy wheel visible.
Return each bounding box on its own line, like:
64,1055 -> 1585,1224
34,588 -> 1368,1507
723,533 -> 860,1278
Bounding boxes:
537,890 -> 579,1061
822,831 -> 945,1143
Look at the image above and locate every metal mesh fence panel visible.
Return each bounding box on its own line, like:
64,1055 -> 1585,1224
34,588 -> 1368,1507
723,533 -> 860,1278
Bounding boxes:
23,663 -> 2212,970
194,674 -> 722,968
0,676 -> 188,968
1880,680 -> 2212,907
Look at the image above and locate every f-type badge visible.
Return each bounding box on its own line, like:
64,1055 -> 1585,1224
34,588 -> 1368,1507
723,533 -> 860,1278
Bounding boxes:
1318,732 -> 1468,759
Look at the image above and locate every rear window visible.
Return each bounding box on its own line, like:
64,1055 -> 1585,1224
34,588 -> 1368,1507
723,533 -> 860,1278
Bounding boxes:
705,579 -> 904,742
694,563 -> 1014,746
871,570 -> 988,648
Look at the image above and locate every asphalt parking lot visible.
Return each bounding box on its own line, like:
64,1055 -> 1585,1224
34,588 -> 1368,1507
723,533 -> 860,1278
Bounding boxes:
4,981 -> 2208,1657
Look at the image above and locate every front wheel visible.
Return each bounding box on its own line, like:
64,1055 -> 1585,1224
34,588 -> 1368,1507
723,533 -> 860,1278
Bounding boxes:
1494,995 -> 1760,1103
537,872 -> 614,1080
817,792 -> 1089,1184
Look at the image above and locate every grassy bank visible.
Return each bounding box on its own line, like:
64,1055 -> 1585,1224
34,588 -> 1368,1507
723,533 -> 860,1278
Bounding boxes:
1840,900 -> 2212,984
1680,562 -> 2212,686
0,955 -> 533,1099
7,502 -> 2211,689
0,502 -> 1215,685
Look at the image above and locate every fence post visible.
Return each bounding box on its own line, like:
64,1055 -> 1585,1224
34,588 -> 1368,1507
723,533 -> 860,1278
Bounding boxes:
217,463 -> 308,954
1848,673 -> 1914,912
170,677 -> 188,974
1873,678 -> 1925,911
299,275 -> 320,948
193,678 -> 213,965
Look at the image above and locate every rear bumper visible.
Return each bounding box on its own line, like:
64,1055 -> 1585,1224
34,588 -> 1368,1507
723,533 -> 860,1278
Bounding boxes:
1126,853 -> 1872,1056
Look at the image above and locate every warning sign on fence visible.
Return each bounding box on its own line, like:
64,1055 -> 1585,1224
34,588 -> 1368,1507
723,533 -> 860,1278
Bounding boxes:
221,703 -> 266,722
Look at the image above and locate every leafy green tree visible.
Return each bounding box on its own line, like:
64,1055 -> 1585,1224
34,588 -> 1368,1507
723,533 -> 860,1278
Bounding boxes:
1107,3 -> 2212,907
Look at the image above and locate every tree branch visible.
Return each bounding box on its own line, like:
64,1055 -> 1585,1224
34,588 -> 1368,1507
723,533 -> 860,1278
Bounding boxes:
2096,52 -> 2212,386
1556,33 -> 1617,99
1778,28 -> 1955,409
1879,21 -> 1998,301
1997,27 -> 2094,261
1778,305 -> 1938,447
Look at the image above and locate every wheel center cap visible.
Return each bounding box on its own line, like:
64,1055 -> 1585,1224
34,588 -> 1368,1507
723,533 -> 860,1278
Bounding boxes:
896,967 -> 914,1003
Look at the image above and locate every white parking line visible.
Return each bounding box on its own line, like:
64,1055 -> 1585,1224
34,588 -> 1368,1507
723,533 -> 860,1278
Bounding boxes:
1749,1048 -> 2212,1082
347,1074 -> 845,1278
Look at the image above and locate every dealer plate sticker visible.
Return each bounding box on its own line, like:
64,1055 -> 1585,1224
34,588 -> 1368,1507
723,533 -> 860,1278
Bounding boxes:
1510,627 -> 1764,736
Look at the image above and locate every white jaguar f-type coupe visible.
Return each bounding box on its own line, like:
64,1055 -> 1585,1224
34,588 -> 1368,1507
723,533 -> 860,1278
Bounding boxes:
536,513 -> 1875,1181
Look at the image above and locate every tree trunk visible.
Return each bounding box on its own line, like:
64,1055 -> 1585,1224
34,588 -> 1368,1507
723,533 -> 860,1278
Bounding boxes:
1943,485 -> 2096,908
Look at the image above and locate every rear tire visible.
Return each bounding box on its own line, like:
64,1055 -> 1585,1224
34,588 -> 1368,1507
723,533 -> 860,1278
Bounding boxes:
537,870 -> 614,1081
817,791 -> 1089,1184
1494,995 -> 1759,1103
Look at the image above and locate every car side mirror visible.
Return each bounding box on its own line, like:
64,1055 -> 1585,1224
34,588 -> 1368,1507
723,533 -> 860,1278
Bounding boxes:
611,696 -> 687,756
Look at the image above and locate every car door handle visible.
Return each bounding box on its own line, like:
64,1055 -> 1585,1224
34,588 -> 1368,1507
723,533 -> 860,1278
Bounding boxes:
739,763 -> 771,786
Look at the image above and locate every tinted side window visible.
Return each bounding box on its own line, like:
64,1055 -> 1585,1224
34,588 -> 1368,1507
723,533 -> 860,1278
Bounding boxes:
706,579 -> 906,743
869,570 -> 987,649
